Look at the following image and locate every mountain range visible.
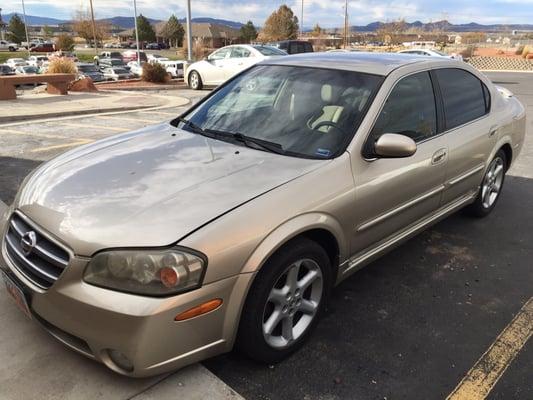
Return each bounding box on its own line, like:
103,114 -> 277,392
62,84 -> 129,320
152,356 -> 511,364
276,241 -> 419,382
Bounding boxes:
2,13 -> 532,33
1,13 -> 244,30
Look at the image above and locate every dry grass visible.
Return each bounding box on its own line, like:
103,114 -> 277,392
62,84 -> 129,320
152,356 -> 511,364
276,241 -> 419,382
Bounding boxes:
47,58 -> 78,74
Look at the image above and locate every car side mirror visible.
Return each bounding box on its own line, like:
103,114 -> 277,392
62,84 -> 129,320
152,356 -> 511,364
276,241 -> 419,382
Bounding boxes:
374,133 -> 417,158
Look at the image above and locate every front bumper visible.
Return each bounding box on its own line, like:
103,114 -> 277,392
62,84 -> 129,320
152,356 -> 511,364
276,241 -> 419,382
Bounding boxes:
0,214 -> 254,377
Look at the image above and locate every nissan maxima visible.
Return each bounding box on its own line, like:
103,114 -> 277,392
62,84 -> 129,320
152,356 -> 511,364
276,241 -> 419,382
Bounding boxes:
0,53 -> 525,376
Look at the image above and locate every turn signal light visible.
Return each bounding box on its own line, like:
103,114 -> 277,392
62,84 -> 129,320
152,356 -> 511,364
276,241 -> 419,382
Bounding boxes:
174,298 -> 223,321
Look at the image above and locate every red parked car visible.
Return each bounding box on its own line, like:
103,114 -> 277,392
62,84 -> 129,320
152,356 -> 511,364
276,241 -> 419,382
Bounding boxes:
122,50 -> 148,63
30,43 -> 55,52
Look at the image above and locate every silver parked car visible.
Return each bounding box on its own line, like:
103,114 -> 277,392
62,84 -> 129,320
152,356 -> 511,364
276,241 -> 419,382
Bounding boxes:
0,53 -> 526,377
102,67 -> 134,81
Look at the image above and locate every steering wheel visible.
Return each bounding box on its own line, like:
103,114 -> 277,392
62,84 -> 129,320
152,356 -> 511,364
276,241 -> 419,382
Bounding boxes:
312,120 -> 348,136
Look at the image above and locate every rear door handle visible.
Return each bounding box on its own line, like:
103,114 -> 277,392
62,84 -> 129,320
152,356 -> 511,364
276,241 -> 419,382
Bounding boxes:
432,148 -> 447,165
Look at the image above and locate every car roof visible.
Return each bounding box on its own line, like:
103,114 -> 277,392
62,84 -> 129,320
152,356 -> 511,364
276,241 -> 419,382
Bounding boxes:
261,51 -> 443,76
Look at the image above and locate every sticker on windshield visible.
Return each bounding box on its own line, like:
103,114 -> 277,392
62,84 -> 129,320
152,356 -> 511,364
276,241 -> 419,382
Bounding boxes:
315,148 -> 331,157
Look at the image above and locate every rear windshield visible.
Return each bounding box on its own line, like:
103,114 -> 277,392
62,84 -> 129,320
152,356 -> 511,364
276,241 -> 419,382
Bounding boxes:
253,46 -> 287,56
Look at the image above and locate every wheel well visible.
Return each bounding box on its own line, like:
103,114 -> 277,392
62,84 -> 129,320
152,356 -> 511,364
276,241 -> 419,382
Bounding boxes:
500,144 -> 513,170
299,229 -> 340,275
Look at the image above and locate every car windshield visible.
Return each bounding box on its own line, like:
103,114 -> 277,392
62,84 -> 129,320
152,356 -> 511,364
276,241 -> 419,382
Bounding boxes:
23,66 -> 38,73
253,46 -> 287,56
181,65 -> 383,159
113,68 -> 128,74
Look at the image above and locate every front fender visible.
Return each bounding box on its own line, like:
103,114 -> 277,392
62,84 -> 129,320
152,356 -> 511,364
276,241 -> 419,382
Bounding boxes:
240,212 -> 348,275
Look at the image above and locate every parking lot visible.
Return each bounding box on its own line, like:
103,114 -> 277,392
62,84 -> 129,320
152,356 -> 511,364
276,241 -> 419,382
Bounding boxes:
1,73 -> 532,400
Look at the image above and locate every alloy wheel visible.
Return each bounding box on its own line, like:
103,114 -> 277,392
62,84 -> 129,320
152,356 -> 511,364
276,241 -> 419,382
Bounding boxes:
481,157 -> 504,209
262,258 -> 323,349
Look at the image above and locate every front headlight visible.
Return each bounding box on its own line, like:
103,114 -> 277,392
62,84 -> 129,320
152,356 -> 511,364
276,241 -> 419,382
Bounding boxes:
84,248 -> 206,296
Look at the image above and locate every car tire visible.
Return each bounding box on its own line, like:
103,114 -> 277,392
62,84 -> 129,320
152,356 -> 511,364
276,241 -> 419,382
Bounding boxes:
237,237 -> 331,364
9,47 -> 15,52
467,150 -> 507,218
188,70 -> 203,90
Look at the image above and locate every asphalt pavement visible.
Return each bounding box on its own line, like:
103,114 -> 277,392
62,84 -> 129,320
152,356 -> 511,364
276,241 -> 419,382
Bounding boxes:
0,74 -> 532,400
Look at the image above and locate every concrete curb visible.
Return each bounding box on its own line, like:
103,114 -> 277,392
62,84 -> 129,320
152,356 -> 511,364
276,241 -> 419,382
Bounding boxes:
130,364 -> 244,400
0,105 -> 155,124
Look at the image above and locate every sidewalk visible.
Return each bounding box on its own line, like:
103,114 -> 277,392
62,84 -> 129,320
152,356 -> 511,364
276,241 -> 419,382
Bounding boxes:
0,90 -> 190,123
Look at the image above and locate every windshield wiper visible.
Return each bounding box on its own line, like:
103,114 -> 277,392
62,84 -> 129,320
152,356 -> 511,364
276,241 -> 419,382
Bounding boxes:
226,132 -> 287,155
174,119 -> 286,155
174,116 -> 214,137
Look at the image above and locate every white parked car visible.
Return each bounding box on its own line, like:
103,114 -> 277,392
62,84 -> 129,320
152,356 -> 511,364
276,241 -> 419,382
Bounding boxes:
0,40 -> 18,52
161,60 -> 185,78
398,48 -> 463,61
102,67 -> 134,81
147,54 -> 169,64
127,61 -> 144,77
27,55 -> 49,67
185,44 -> 287,90
6,58 -> 28,70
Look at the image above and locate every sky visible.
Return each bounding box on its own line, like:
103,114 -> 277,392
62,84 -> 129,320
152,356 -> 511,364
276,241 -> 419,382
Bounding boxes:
2,0 -> 533,27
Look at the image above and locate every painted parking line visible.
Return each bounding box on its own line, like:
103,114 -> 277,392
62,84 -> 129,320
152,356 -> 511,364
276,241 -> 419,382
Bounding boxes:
56,122 -> 130,132
446,297 -> 533,400
143,110 -> 177,116
2,128 -> 86,141
95,115 -> 161,124
30,139 -> 94,153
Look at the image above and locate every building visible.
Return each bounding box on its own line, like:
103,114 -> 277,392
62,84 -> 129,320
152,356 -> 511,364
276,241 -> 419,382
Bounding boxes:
118,22 -> 241,48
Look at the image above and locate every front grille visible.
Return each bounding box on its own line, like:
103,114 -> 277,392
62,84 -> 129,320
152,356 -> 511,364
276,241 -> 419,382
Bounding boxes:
4,212 -> 70,289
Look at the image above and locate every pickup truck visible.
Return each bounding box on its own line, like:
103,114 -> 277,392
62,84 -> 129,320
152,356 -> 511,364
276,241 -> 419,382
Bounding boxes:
0,40 -> 18,52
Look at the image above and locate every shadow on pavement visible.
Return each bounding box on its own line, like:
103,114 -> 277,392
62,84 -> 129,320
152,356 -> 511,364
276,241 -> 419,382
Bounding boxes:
0,157 -> 42,206
205,175 -> 533,400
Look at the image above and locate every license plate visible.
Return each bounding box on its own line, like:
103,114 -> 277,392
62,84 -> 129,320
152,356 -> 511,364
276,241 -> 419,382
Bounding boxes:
1,270 -> 32,319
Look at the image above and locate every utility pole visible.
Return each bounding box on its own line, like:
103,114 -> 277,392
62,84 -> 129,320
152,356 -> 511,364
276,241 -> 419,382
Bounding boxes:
133,0 -> 141,65
21,0 -> 31,57
89,0 -> 98,57
300,0 -> 304,39
343,0 -> 349,49
186,0 -> 193,61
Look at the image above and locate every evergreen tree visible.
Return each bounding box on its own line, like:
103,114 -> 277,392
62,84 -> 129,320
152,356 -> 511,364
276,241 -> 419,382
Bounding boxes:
240,21 -> 258,43
162,15 -> 184,47
7,14 -> 26,44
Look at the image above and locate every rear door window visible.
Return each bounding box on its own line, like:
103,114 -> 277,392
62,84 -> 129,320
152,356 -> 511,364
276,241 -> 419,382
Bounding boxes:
435,68 -> 490,130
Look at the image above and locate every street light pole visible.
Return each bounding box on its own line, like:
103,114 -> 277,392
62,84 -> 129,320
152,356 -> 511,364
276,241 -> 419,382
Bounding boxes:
89,0 -> 98,57
343,0 -> 348,49
20,0 -> 31,57
300,0 -> 304,39
186,0 -> 193,61
133,0 -> 141,65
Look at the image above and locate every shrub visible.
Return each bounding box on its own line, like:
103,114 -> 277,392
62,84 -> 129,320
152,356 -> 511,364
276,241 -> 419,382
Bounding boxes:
522,45 -> 531,58
142,62 -> 169,83
47,58 -> 78,74
516,45 -> 525,55
55,34 -> 75,51
460,45 -> 477,59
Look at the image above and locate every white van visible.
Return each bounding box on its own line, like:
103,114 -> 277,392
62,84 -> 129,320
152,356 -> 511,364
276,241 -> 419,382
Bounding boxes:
160,60 -> 185,78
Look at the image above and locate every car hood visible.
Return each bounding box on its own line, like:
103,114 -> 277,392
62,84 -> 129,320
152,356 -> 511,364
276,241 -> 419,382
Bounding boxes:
16,123 -> 324,256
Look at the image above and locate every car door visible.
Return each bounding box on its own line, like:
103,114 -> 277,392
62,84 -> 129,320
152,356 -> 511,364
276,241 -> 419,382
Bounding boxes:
350,70 -> 449,256
226,46 -> 255,79
433,68 -> 495,205
203,47 -> 232,85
